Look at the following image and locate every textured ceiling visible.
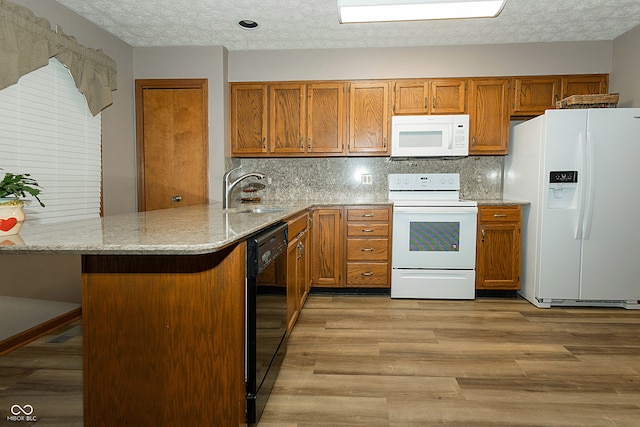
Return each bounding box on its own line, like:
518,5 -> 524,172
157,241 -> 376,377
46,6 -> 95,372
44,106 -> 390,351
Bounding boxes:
54,0 -> 640,50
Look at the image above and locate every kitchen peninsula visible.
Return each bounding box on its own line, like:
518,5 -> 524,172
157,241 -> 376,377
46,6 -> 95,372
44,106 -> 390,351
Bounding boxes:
0,202 -> 310,426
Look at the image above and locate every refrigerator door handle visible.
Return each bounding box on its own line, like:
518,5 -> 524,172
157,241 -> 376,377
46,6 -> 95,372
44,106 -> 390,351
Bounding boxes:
583,131 -> 596,239
575,132 -> 587,240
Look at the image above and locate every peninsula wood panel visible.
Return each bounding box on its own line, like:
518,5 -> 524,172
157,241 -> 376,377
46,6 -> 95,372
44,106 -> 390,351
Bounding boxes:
81,244 -> 246,427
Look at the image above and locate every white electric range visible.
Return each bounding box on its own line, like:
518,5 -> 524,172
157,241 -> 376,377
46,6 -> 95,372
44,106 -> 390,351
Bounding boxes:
389,173 -> 478,299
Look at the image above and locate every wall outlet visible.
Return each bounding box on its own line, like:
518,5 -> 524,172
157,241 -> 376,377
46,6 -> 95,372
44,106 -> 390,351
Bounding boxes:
361,174 -> 373,185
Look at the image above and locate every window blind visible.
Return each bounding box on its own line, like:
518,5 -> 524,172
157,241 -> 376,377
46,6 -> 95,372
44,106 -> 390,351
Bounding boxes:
0,58 -> 102,226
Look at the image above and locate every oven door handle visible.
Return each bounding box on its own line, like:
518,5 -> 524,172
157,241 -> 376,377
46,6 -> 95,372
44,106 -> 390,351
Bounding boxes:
393,206 -> 478,214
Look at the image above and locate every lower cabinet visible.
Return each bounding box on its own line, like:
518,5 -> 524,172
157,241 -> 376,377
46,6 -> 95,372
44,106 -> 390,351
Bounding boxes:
287,211 -> 310,333
475,205 -> 522,290
311,205 -> 392,289
345,206 -> 391,288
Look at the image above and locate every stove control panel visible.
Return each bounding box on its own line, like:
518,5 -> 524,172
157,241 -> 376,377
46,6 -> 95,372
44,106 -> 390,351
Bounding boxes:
389,173 -> 460,191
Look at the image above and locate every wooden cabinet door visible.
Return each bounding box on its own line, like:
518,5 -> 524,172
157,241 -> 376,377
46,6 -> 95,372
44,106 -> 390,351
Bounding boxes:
230,83 -> 268,155
468,78 -> 510,155
298,230 -> 310,309
561,75 -> 608,98
476,206 -> 522,290
287,236 -> 300,333
512,77 -> 560,116
136,79 -> 209,212
430,79 -> 466,114
348,82 -> 390,155
307,83 -> 346,154
311,207 -> 343,287
393,80 -> 428,114
270,83 -> 306,154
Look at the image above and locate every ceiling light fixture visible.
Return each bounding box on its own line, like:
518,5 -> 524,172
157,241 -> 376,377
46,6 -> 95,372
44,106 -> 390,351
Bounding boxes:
238,19 -> 259,30
337,0 -> 507,23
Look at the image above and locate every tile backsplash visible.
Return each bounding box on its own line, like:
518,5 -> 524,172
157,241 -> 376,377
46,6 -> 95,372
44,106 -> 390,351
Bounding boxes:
231,156 -> 503,203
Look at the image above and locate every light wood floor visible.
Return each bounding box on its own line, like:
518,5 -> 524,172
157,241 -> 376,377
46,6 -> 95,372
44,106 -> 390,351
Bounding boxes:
1,295 -> 640,426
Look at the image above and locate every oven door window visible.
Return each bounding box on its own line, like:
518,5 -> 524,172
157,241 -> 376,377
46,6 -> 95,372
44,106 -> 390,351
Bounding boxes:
392,206 -> 477,269
410,221 -> 460,252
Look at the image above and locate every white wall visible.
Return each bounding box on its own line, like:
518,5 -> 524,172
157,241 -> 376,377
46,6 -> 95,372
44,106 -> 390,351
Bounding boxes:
133,47 -> 228,203
229,41 -> 613,82
611,25 -> 640,107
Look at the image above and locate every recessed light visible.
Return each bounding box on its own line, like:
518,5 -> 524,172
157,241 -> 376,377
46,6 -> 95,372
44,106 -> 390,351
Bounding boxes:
238,19 -> 259,30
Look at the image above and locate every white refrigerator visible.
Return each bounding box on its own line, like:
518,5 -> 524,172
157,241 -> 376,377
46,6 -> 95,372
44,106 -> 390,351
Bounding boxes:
504,108 -> 640,309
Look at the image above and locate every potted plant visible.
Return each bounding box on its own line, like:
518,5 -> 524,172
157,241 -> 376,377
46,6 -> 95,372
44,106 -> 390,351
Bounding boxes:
0,169 -> 44,235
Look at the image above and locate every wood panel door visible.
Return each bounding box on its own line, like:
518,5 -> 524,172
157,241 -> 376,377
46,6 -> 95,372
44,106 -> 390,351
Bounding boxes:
136,79 -> 208,211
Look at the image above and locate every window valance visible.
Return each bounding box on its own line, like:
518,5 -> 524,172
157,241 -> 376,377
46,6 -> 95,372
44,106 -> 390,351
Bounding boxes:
0,0 -> 117,116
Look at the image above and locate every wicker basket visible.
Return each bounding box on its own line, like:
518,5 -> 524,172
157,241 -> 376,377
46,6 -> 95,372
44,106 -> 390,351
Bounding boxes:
556,93 -> 619,109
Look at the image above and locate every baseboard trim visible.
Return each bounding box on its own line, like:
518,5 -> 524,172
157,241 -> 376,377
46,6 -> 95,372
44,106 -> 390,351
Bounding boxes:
0,307 -> 82,356
310,287 -> 391,296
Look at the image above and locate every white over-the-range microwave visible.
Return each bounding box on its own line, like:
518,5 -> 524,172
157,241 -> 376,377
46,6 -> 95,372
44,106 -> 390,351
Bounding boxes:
391,114 -> 469,157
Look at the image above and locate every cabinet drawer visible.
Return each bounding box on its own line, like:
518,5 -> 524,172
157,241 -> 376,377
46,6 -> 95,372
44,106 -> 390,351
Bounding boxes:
347,223 -> 389,237
346,208 -> 390,222
346,239 -> 389,261
346,263 -> 389,286
287,211 -> 309,238
478,206 -> 522,222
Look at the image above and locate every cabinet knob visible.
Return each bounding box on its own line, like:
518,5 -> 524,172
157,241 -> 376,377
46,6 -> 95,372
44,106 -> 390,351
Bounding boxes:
172,195 -> 182,202
493,214 -> 508,218
361,213 -> 375,218
362,248 -> 374,252
362,229 -> 374,232
361,272 -> 374,277
481,228 -> 485,242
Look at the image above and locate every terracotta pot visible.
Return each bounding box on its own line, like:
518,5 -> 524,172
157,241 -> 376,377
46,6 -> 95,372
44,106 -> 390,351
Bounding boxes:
0,199 -> 26,236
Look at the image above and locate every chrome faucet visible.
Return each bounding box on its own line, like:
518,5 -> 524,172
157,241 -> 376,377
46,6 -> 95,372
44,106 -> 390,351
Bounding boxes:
222,166 -> 265,209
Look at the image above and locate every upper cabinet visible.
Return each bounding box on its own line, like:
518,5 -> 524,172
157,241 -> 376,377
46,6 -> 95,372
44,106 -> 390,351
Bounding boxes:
231,81 -> 347,157
230,74 -> 608,158
511,74 -> 608,117
230,84 -> 268,155
561,74 -> 608,98
393,79 -> 466,115
468,78 -> 510,155
511,77 -> 560,117
270,83 -> 307,155
307,82 -> 347,155
348,81 -> 390,156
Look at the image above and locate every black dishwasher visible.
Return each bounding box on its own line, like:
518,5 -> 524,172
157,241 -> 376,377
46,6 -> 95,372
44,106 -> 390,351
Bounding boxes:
246,222 -> 288,424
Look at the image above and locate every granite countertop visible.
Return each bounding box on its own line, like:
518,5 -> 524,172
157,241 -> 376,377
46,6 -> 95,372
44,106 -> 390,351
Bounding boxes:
475,199 -> 530,206
0,202 -> 312,255
0,196 -> 527,255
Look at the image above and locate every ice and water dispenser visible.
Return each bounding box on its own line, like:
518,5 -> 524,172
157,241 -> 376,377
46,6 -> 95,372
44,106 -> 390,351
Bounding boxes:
548,171 -> 578,209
